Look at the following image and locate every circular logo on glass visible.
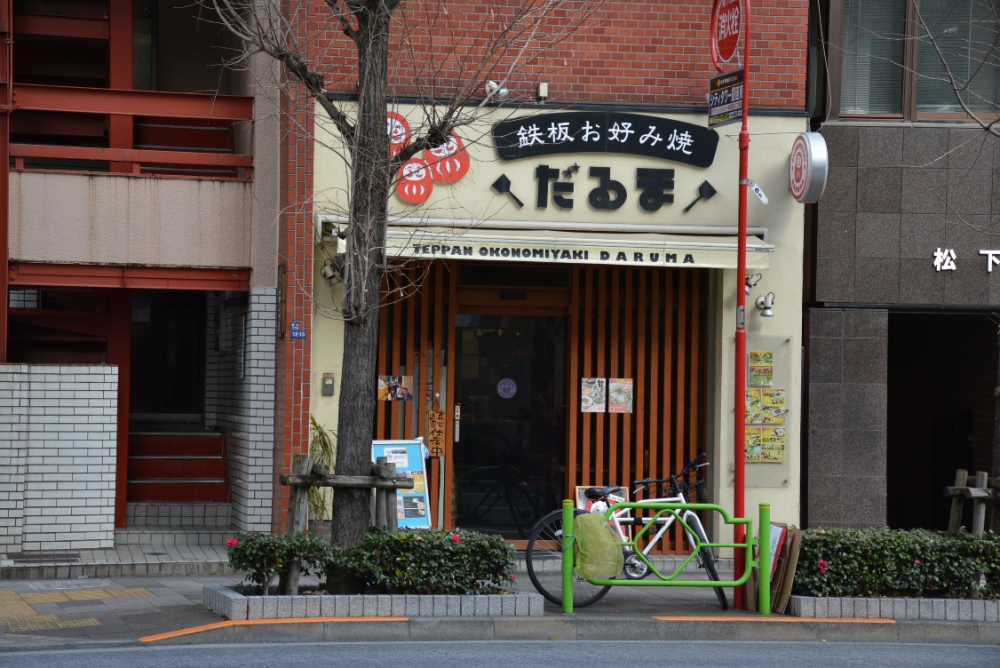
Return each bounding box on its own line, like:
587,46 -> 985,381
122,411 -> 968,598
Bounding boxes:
496,378 -> 517,399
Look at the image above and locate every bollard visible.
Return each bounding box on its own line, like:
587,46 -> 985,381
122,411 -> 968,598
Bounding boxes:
758,503 -> 770,615
562,499 -> 574,614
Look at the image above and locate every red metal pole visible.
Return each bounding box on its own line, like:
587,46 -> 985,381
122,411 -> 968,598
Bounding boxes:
732,0 -> 751,611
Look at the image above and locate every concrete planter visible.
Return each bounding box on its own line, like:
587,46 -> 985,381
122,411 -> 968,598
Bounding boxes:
789,595 -> 1000,622
203,584 -> 544,620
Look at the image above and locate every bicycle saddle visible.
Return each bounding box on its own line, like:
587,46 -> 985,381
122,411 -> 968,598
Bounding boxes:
583,486 -> 621,499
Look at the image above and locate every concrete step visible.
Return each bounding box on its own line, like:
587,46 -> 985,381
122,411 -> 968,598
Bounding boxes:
114,527 -> 237,546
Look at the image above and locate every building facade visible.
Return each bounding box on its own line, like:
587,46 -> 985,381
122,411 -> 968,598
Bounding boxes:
806,0 -> 1000,529
303,1 -> 812,549
0,1 -> 282,555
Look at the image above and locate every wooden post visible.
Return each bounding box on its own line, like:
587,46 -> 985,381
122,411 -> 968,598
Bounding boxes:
972,471 -> 989,537
280,455 -> 312,595
386,462 -> 398,531
947,469 -> 968,535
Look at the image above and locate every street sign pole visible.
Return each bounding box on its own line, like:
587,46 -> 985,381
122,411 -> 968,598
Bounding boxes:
710,0 -> 750,610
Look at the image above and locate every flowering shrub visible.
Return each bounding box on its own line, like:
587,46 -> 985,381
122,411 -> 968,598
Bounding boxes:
793,528 -> 1000,599
324,528 -> 516,595
227,532 -> 332,593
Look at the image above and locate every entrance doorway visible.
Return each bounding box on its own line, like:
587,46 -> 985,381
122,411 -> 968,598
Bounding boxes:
453,314 -> 567,539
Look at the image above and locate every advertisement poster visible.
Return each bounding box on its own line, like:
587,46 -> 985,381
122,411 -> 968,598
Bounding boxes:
745,427 -> 762,463
581,378 -> 607,413
748,351 -> 773,387
745,389 -> 762,424
762,388 -> 787,424
378,376 -> 414,401
608,378 -> 634,413
373,439 -> 431,529
761,427 -> 786,463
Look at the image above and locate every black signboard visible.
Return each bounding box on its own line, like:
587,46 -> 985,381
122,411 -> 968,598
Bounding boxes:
708,69 -> 744,128
492,112 -> 719,168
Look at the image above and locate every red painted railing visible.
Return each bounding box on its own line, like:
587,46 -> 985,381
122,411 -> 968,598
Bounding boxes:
10,84 -> 254,180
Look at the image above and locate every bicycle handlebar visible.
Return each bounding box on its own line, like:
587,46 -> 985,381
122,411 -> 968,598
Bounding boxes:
633,453 -> 709,488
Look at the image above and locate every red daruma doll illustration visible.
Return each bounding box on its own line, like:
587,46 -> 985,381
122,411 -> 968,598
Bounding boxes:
426,132 -> 470,184
397,158 -> 433,204
387,111 -> 410,160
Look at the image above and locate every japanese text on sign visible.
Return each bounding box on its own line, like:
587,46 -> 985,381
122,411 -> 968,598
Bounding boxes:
492,112 -> 719,168
708,69 -> 744,128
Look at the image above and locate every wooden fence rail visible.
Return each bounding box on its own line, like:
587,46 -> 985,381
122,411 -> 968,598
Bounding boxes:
277,454 -> 414,594
944,469 -> 998,536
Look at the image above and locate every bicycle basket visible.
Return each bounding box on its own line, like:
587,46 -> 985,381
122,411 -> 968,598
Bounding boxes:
574,512 -> 623,581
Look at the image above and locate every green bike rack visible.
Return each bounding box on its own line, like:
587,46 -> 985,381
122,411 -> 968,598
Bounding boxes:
561,500 -> 771,615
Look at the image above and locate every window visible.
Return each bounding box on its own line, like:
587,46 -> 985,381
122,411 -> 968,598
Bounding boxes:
838,0 -> 1000,118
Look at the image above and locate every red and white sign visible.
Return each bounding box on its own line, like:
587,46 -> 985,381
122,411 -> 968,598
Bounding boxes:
711,0 -> 743,70
788,132 -> 828,204
387,111 -> 411,160
396,158 -> 433,204
426,132 -> 471,184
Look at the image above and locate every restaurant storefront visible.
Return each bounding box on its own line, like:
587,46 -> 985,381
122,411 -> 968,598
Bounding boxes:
313,104 -> 806,550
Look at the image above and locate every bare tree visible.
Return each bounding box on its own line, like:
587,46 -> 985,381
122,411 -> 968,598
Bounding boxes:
200,0 -> 600,551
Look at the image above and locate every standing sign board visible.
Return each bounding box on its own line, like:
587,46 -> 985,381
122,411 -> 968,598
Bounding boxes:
708,69 -> 744,128
373,438 -> 431,529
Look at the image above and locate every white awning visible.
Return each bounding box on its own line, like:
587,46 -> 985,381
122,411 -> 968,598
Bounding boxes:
385,226 -> 772,270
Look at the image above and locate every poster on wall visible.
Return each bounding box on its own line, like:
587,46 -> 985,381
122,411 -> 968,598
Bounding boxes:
745,389 -> 762,424
762,389 -> 787,424
378,375 -> 415,401
608,379 -> 634,413
748,351 -> 774,387
761,427 -> 786,463
373,438 -> 431,529
745,427 -> 762,463
581,378 -> 607,413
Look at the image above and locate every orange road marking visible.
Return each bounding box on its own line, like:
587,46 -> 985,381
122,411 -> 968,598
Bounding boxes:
140,617 -> 409,643
653,616 -> 896,624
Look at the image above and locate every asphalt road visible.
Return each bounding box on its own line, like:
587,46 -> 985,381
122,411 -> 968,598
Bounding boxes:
3,640 -> 999,668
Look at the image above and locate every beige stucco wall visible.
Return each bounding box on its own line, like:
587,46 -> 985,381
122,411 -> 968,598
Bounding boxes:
10,172 -> 253,269
312,104 -> 808,534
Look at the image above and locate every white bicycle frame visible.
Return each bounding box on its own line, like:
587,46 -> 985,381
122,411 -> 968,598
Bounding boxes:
591,490 -> 709,558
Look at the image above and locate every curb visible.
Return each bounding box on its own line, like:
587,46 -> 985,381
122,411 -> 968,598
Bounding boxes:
203,585 -> 545,619
790,596 -> 1000,622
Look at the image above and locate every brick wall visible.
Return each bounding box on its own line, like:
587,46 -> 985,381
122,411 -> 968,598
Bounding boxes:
0,365 -> 118,553
302,0 -> 808,109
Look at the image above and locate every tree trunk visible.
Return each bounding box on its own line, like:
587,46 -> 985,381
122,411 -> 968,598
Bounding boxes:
992,328 -> 1000,533
329,1 -> 393,554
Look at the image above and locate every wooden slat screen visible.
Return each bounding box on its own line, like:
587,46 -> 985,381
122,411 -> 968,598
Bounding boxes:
568,266 -> 709,553
375,261 -> 708,549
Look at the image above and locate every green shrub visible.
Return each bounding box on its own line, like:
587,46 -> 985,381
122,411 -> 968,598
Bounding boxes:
793,528 -> 1000,599
227,532 -> 333,593
325,528 -> 516,595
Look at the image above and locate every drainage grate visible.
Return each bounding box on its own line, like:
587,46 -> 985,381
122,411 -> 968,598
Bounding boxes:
12,552 -> 81,564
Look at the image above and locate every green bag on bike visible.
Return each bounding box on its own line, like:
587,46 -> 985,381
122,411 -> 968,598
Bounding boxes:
574,512 -> 623,581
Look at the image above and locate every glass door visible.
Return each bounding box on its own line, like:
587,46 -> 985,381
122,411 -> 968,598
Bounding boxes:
453,314 -> 566,539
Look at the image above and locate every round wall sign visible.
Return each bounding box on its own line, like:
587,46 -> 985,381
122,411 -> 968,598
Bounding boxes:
788,132 -> 828,204
711,0 -> 743,68
496,378 -> 517,399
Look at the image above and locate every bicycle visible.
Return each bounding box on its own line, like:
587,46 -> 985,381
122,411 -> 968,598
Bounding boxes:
525,453 -> 728,609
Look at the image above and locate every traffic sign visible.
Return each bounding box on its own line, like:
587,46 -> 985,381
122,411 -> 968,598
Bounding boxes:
708,69 -> 744,128
711,0 -> 743,69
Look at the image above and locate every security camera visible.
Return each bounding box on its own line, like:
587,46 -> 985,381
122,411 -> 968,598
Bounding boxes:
485,79 -> 509,102
320,260 -> 336,280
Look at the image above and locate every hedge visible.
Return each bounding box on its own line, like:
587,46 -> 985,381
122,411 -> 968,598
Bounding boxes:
793,528 -> 1000,599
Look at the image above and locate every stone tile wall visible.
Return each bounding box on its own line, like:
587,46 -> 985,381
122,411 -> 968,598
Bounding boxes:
0,365 -> 118,553
817,125 -> 1000,305
806,309 -> 888,528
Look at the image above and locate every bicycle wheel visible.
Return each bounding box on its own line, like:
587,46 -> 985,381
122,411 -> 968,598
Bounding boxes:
699,545 -> 729,610
686,518 -> 728,610
525,509 -> 612,608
